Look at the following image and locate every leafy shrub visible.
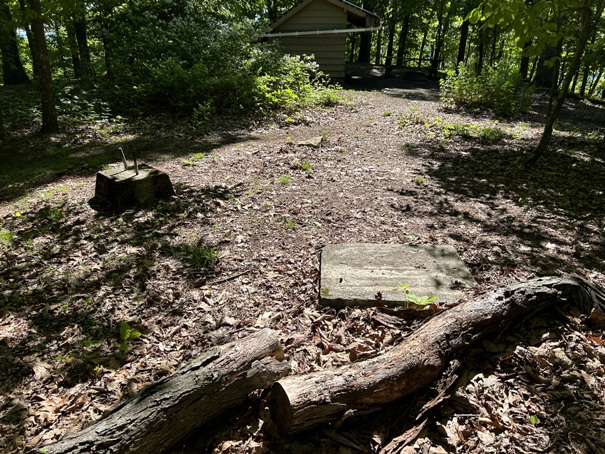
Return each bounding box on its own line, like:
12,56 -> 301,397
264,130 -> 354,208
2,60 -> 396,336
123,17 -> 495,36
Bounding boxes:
103,2 -> 339,117
440,64 -> 534,117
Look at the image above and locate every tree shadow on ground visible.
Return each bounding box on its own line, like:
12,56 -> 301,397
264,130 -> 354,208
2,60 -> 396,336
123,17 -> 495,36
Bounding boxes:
394,132 -> 605,280
0,182 -> 243,396
0,122 -> 256,204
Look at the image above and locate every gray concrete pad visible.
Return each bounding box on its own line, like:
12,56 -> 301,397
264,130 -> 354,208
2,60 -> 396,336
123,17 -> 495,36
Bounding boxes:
319,244 -> 475,308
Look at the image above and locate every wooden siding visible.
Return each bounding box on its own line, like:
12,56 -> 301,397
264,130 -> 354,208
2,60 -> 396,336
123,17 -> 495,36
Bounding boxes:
274,0 -> 346,31
278,35 -> 346,78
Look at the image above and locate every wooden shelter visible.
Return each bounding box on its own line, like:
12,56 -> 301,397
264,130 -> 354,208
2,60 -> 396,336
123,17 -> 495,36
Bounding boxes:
266,0 -> 380,78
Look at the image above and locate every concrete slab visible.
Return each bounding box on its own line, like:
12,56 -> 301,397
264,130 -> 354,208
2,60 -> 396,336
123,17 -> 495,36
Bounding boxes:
319,244 -> 475,308
94,164 -> 174,209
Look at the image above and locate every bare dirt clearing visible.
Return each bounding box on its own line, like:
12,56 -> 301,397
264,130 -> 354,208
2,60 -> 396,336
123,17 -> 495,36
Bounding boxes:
1,77 -> 605,453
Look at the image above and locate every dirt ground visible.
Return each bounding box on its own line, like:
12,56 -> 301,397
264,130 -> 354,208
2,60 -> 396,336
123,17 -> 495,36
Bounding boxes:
1,73 -> 605,453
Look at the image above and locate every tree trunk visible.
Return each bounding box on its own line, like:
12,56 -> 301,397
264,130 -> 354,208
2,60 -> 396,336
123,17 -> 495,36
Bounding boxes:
579,64 -> 590,97
73,11 -> 93,78
66,22 -> 82,78
588,68 -> 603,97
374,27 -> 382,65
44,329 -> 288,454
417,28 -> 428,68
0,0 -> 30,85
457,20 -> 469,67
384,21 -> 395,72
395,15 -> 410,66
358,32 -> 372,63
269,275 -> 604,435
520,40 -> 532,79
476,31 -> 484,75
528,0 -> 600,166
17,0 -> 39,77
534,44 -> 557,88
27,0 -> 58,132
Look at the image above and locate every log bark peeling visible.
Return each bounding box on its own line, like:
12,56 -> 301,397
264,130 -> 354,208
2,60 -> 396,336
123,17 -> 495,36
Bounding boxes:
44,328 -> 288,454
270,275 -> 604,435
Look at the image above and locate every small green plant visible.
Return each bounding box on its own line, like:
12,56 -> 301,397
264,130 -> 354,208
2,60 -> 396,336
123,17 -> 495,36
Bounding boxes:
301,161 -> 312,173
119,322 -> 141,352
0,229 -> 14,246
47,206 -> 65,221
193,153 -> 206,159
321,131 -> 329,142
383,111 -> 392,117
283,217 -> 297,228
395,283 -> 437,307
182,240 -> 219,269
414,176 -> 427,184
278,175 -> 292,184
479,127 -> 505,142
181,159 -> 196,166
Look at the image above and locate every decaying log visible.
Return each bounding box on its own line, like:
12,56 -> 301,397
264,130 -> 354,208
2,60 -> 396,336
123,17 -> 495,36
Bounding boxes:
270,275 -> 605,435
45,328 -> 288,454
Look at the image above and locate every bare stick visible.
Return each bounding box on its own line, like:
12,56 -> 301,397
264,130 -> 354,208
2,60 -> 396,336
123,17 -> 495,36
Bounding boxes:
119,147 -> 128,171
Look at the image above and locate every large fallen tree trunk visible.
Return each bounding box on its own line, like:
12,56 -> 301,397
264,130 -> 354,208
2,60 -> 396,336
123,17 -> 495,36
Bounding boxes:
270,275 -> 605,434
45,328 -> 288,454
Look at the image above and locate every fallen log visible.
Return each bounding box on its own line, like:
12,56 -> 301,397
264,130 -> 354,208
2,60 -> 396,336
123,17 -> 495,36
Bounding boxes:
45,328 -> 288,454
270,275 -> 605,435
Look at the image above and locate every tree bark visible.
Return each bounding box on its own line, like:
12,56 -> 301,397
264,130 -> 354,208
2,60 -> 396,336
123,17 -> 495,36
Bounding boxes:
27,0 -> 58,132
457,20 -> 470,67
73,11 -> 93,78
395,15 -> 410,66
66,22 -> 82,78
17,0 -> 39,77
44,329 -> 288,454
384,21 -> 395,70
269,275 -> 604,435
0,0 -> 30,85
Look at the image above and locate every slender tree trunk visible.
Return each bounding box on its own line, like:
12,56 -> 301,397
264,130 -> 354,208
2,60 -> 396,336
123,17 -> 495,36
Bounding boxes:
396,14 -> 410,66
374,26 -> 383,65
348,35 -> 357,62
489,26 -> 498,67
520,40 -> 532,78
73,10 -> 93,78
588,68 -> 603,97
529,55 -> 539,80
17,0 -> 38,77
457,20 -> 469,67
476,28 -> 485,75
358,32 -> 372,63
547,39 -> 564,113
53,22 -> 67,77
66,22 -> 81,78
418,28 -> 428,68
571,68 -> 579,94
27,0 -> 59,133
579,65 -> 590,97
0,0 -> 30,85
384,21 -> 396,69
528,0 -> 599,166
